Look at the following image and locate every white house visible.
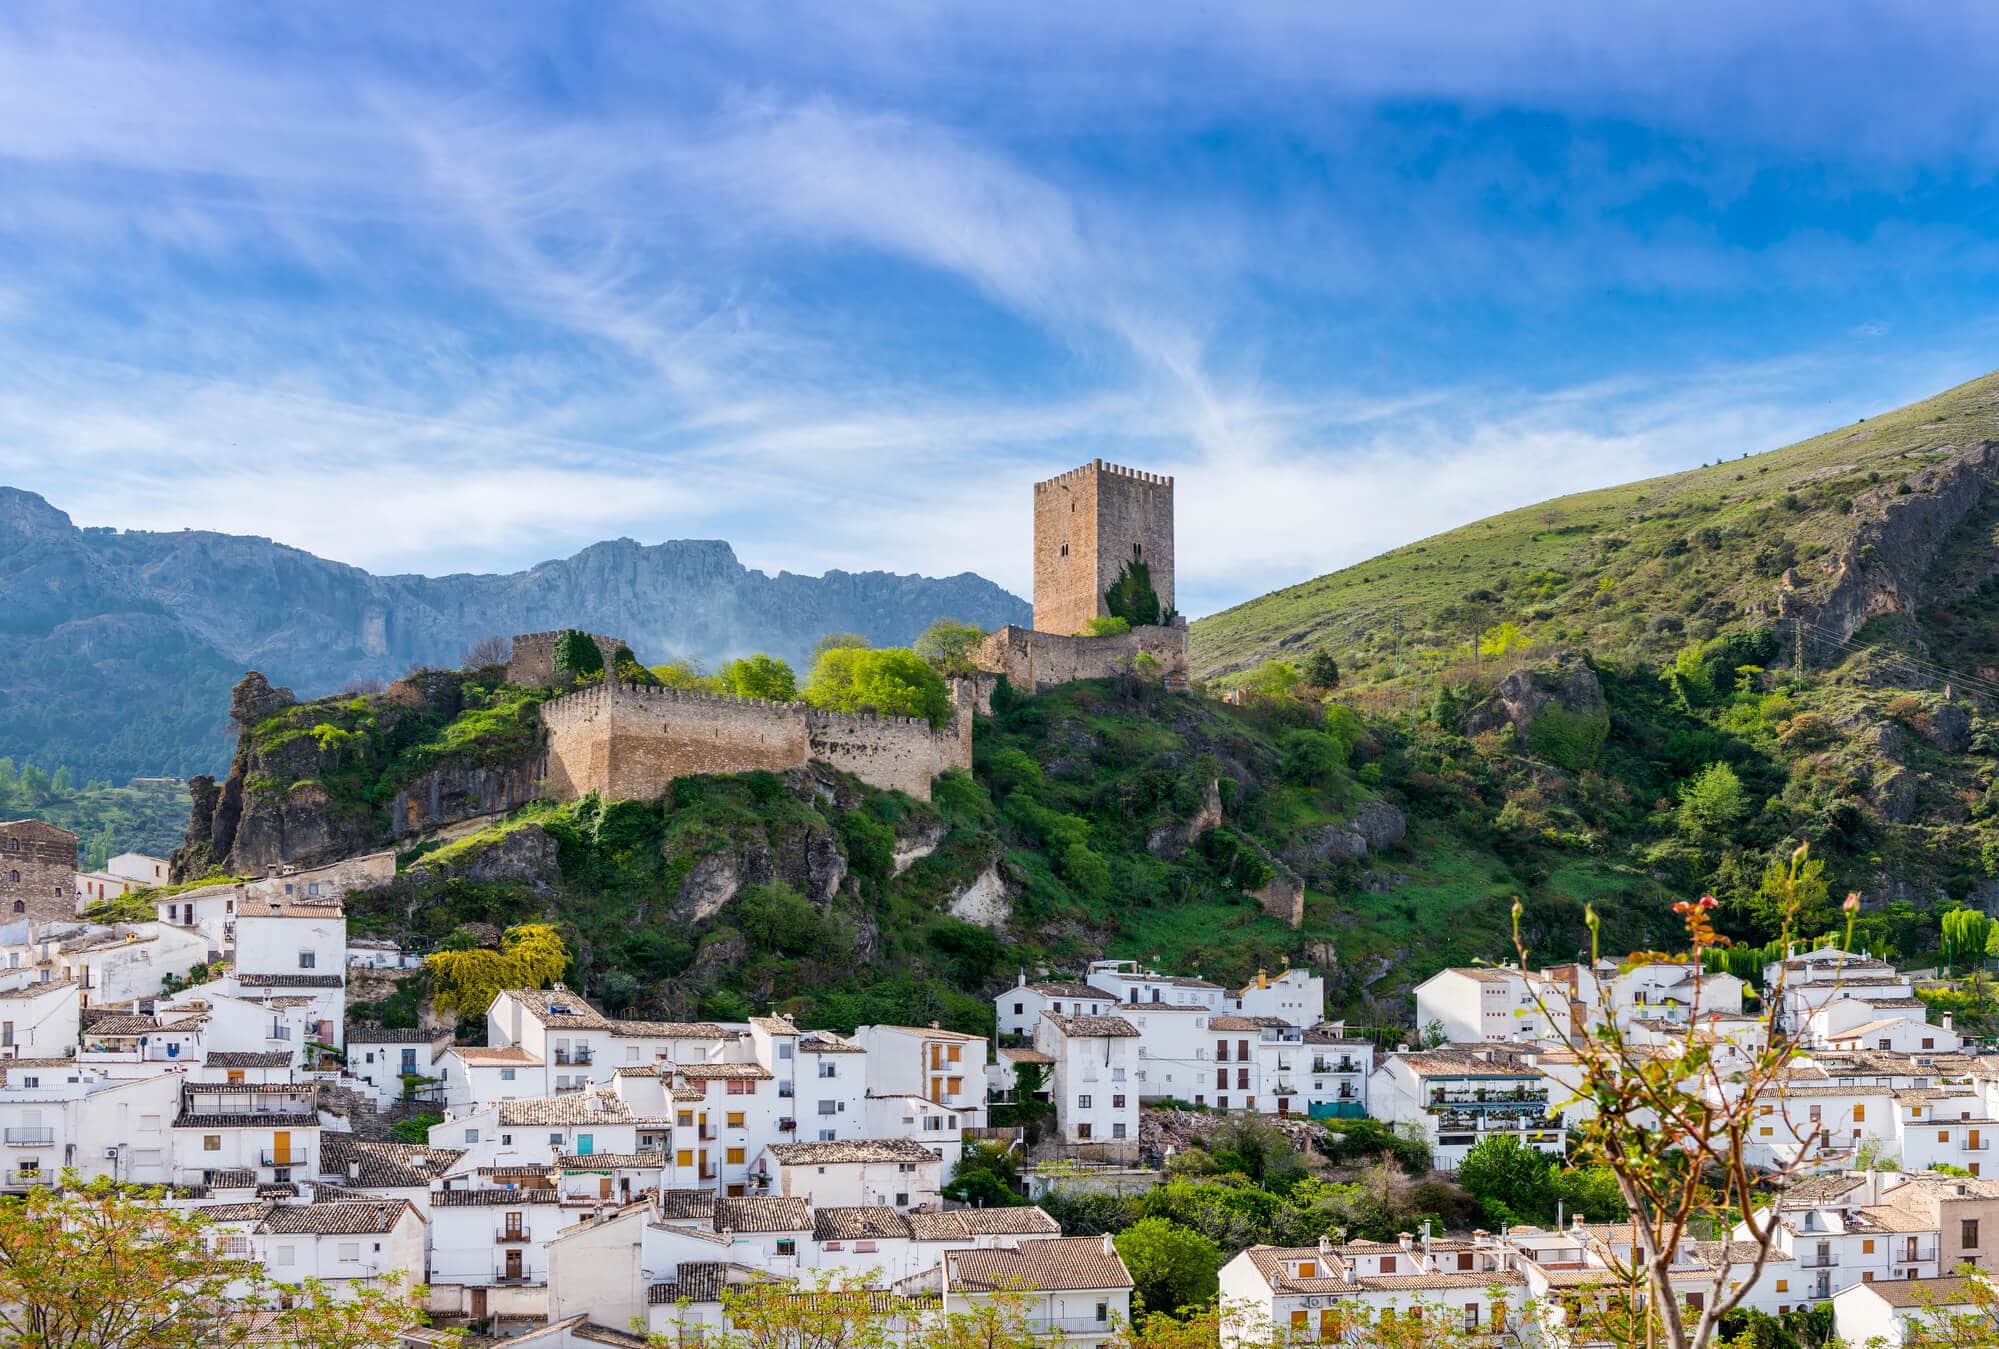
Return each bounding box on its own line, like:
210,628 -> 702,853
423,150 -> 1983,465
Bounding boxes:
1084,959 -> 1223,1011
1116,1004 -> 1215,1105
1413,967 -> 1566,1045
1220,1238 -> 1528,1346
799,1030 -> 871,1141
1369,1044 -> 1566,1170
252,1199 -> 428,1296
996,978 -> 1117,1040
941,1236 -> 1135,1348
0,1065 -> 179,1190
1034,1014 -> 1139,1146
428,1186 -> 566,1322
345,1025 -> 451,1108
1832,1275 -> 1991,1348
0,980 -> 80,1059
853,1024 -> 988,1129
1226,968 -> 1325,1027
755,1138 -> 944,1209
170,1080 -> 321,1186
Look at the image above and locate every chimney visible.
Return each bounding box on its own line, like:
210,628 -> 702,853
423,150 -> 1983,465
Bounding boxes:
1396,1232 -> 1413,1253
930,1021 -> 941,1030
1571,1213 -> 1584,1233
1102,1233 -> 1114,1255
348,1160 -> 360,1181
1944,1013 -> 1955,1033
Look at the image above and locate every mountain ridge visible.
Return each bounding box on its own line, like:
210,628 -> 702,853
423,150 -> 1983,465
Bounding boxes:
0,487 -> 1028,781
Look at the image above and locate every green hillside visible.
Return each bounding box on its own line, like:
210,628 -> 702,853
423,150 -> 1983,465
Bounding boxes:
1192,369 -> 1999,688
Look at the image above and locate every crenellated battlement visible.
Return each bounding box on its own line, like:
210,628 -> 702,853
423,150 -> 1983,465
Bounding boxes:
537,676 -> 972,802
507,630 -> 627,687
1034,458 -> 1175,491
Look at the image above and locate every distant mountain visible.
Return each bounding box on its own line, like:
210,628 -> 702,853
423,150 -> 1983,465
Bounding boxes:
0,489 -> 1028,781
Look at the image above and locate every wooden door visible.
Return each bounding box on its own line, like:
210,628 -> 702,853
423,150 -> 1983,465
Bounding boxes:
504,1247 -> 523,1281
271,1130 -> 291,1166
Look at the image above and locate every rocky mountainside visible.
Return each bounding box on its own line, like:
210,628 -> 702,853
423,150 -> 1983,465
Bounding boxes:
0,488 -> 1027,782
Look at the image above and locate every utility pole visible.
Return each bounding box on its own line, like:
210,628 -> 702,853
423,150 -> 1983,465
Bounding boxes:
1793,616 -> 1804,682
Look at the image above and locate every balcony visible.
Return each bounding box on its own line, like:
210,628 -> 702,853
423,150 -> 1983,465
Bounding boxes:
1798,1254 -> 1839,1269
1034,1317 -> 1116,1333
1895,1247 -> 1937,1264
1312,1059 -> 1362,1075
4,1170 -> 48,1187
259,1150 -> 310,1167
1429,1087 -> 1548,1110
553,1048 -> 593,1066
491,1268 -> 536,1285
495,1228 -> 532,1245
4,1128 -> 53,1147
777,1118 -> 796,1132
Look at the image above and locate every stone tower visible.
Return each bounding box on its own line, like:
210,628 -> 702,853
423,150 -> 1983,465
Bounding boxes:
1031,460 -> 1176,635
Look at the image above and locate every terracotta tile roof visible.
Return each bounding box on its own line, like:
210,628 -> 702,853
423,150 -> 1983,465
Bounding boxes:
84,1014 -> 161,1036
1690,1240 -> 1793,1266
1780,1174 -> 1868,1206
501,988 -> 610,1030
203,1169 -> 259,1188
1043,1014 -> 1139,1038
870,1025 -> 985,1042
907,1207 -> 1060,1240
557,1152 -> 665,1170
320,1138 -> 466,1188
996,1048 -> 1053,1064
497,1091 -> 666,1126
715,1196 -> 813,1232
1858,1275 -> 1982,1308
814,1206 -> 913,1241
1209,1015 -> 1288,1031
445,1046 -> 542,1066
1023,981 -> 1104,998
345,1024 -> 450,1045
1767,1084 -> 1896,1097
767,1139 -> 940,1165
1856,1204 -> 1936,1233
946,1236 -> 1133,1292
234,896 -> 344,919
205,1052 -> 293,1069
194,1201 -> 275,1222
431,1188 -> 560,1206
656,1189 -> 717,1220
235,973 -> 344,989
750,1017 -> 801,1036
175,1112 -> 321,1129
799,1031 -> 865,1054
650,1261 -> 745,1304
609,1019 -> 729,1039
259,1200 -> 413,1235
676,1063 -> 772,1080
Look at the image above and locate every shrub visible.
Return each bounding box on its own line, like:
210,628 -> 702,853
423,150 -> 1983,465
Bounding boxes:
805,646 -> 952,726
1103,560 -> 1164,627
1278,729 -> 1346,787
719,654 -> 797,702
913,620 -> 989,676
553,630 -> 605,681
1080,616 -> 1133,637
1677,762 -> 1747,840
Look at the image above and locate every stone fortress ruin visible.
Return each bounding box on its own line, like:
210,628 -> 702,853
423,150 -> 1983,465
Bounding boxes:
524,458 -> 1187,804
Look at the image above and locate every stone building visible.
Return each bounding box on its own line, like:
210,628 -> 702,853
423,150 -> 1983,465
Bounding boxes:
506,630 -> 627,687
0,819 -> 79,921
975,459 -> 1190,691
1032,460 -> 1176,635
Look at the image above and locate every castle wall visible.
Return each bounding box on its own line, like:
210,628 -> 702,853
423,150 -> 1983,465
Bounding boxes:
539,682 -> 972,803
1031,461 -> 1174,634
974,623 -> 1190,692
506,631 -> 627,688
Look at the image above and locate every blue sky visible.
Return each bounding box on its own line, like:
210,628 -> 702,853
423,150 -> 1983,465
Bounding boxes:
5,4 -> 1999,616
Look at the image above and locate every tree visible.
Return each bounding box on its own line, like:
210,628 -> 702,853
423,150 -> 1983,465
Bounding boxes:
426,922 -> 570,1020
1081,616 -> 1133,637
943,1143 -> 1026,1207
1455,1133 -> 1556,1228
462,634 -> 510,668
1303,651 -> 1340,690
552,630 -> 605,681
1507,842 -> 1853,1349
651,658 -> 726,693
0,1175 -> 435,1348
914,620 -> 990,677
1104,560 -> 1164,627
1943,908 -> 1993,977
805,646 -> 953,726
1739,853 -> 1834,941
721,654 -> 799,702
1113,1217 -> 1222,1316
1242,660 -> 1302,702
1676,761 -> 1747,841
811,632 -> 871,662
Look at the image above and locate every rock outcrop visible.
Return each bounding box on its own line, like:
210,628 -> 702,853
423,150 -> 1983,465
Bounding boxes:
1465,654 -> 1610,771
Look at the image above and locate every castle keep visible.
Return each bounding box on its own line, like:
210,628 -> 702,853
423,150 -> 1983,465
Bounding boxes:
976,458 -> 1190,691
0,818 -> 78,921
1032,460 -> 1176,634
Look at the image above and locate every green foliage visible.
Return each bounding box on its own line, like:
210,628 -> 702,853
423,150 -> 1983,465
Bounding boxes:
553,630 -> 605,681
1278,729 -> 1347,787
389,1113 -> 442,1144
1241,660 -> 1302,701
1317,1117 -> 1430,1174
1676,760 -> 1747,840
1302,651 -> 1340,689
1527,701 -> 1608,771
913,620 -> 989,677
942,1142 -> 1026,1206
1456,1133 -> 1623,1229
1113,1217 -> 1223,1315
735,882 -> 829,957
1942,907 -> 1993,976
1080,615 -> 1133,637
426,922 -> 570,1019
1104,559 -> 1164,627
719,654 -> 798,702
805,646 -> 953,726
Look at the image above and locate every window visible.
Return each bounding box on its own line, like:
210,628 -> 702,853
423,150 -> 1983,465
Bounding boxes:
1112,1095 -> 1125,1109
1289,1312 -> 1306,1333
549,1132 -> 562,1144
500,1068 -> 516,1082
1863,1240 -> 1876,1254
819,1063 -> 837,1079
298,950 -> 315,969
726,1079 -> 753,1096
676,1150 -> 694,1168
1013,1003 -> 1024,1015
1297,1261 -> 1317,1279
727,1112 -> 745,1129
817,1100 -> 838,1115
464,1129 -> 479,1144
1078,1095 -> 1091,1109
894,1192 -> 909,1207
1963,1219 -> 1980,1249
337,1242 -> 360,1262
204,1135 -> 221,1151
1853,1104 -> 1866,1122
1380,1255 -> 1396,1274
1112,1123 -> 1126,1138
726,1147 -> 746,1164
1924,1038 -> 1936,1049
678,1112 -> 694,1127
778,1043 -> 792,1060
776,1239 -> 796,1256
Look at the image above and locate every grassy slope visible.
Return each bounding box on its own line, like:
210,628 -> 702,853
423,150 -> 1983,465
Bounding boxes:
1192,370 -> 1999,683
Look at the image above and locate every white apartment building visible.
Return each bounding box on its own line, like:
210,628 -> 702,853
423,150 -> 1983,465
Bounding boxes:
428,1187 -> 567,1320
1084,959 -> 1224,1011
1414,966 -> 1566,1044
853,1024 -> 988,1129
0,980 -> 80,1059
754,1138 -> 944,1209
1034,1013 -> 1139,1146
799,1030 -> 869,1141
0,1063 -> 178,1190
941,1236 -> 1134,1348
1833,1275 -> 1990,1347
1220,1235 -> 1528,1345
346,1025 -> 451,1108
170,1080 -> 321,1186
1226,968 -> 1325,1026
1369,1044 -> 1566,1170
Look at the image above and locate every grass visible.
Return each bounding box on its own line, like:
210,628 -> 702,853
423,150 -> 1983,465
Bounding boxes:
1192,368 -> 1999,684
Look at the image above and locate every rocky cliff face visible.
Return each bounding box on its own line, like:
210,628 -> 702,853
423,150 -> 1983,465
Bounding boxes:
0,487 -> 1028,781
